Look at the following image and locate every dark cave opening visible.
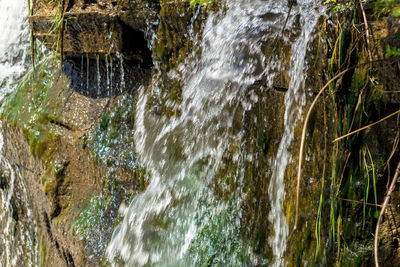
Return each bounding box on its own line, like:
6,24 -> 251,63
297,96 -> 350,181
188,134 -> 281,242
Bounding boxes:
63,25 -> 153,98
121,22 -> 153,69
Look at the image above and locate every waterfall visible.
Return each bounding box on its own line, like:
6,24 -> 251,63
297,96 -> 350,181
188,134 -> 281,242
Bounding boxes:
107,0 -> 322,266
0,0 -> 38,266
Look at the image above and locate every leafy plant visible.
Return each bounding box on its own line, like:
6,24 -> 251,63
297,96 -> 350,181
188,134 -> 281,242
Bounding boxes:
323,0 -> 355,15
375,0 -> 400,18
385,45 -> 400,58
190,0 -> 213,7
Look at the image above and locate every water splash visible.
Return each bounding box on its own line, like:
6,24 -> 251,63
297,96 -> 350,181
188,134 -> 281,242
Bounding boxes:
0,161 -> 38,266
97,54 -> 101,96
86,54 -> 90,93
105,55 -> 110,95
81,55 -> 84,89
110,56 -> 114,95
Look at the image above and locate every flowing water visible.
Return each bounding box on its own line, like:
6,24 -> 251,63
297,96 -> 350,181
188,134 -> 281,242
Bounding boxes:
0,0 -> 30,98
0,0 -> 38,266
268,2 -> 322,265
107,0 -> 322,266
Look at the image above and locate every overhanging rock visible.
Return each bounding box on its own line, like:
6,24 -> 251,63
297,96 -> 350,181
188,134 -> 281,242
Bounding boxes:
30,0 -> 160,64
30,0 -> 160,97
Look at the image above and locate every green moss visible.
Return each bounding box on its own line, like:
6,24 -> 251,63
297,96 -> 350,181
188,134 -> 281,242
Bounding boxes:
1,53 -> 62,158
73,195 -> 108,236
42,177 -> 56,195
90,95 -> 139,171
189,0 -> 213,7
186,192 -> 255,266
38,233 -> 48,267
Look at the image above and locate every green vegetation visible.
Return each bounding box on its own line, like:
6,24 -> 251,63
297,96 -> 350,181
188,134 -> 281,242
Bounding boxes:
375,0 -> 400,17
289,0 -> 400,265
73,195 -> 108,236
1,54 -> 61,157
189,0 -> 213,7
187,194 -> 254,266
386,45 -> 400,58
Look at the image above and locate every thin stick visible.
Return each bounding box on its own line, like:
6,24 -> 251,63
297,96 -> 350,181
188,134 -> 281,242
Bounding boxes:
383,91 -> 400,93
335,151 -> 351,197
348,80 -> 368,132
375,161 -> 400,267
337,197 -> 382,208
333,109 -> 400,143
267,2 -> 294,65
29,0 -> 35,71
384,116 -> 399,189
359,1 -> 373,69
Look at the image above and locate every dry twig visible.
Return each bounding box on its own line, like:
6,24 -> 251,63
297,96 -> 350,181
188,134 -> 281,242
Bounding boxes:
338,197 -> 382,208
293,68 -> 354,233
359,1 -> 373,69
333,109 -> 400,143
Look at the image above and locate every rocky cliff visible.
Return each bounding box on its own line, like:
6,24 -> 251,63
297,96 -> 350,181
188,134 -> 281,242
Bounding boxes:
0,0 -> 399,266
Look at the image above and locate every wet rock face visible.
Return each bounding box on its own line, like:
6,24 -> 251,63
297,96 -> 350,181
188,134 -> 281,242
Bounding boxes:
0,54 -> 142,266
30,0 -> 159,97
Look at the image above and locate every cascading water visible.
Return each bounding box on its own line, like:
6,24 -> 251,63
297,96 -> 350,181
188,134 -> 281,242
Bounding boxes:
107,0 -> 322,266
0,0 -> 30,98
0,0 -> 38,266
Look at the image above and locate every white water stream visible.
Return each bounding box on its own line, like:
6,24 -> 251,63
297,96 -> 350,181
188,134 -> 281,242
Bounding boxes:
0,0 -> 30,99
268,1 -> 322,265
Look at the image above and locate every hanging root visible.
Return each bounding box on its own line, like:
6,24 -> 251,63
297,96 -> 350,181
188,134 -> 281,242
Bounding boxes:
375,161 -> 400,267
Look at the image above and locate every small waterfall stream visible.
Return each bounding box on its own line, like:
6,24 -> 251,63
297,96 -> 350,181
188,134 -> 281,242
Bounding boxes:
107,0 -> 322,266
0,0 -> 30,98
268,1 -> 322,265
